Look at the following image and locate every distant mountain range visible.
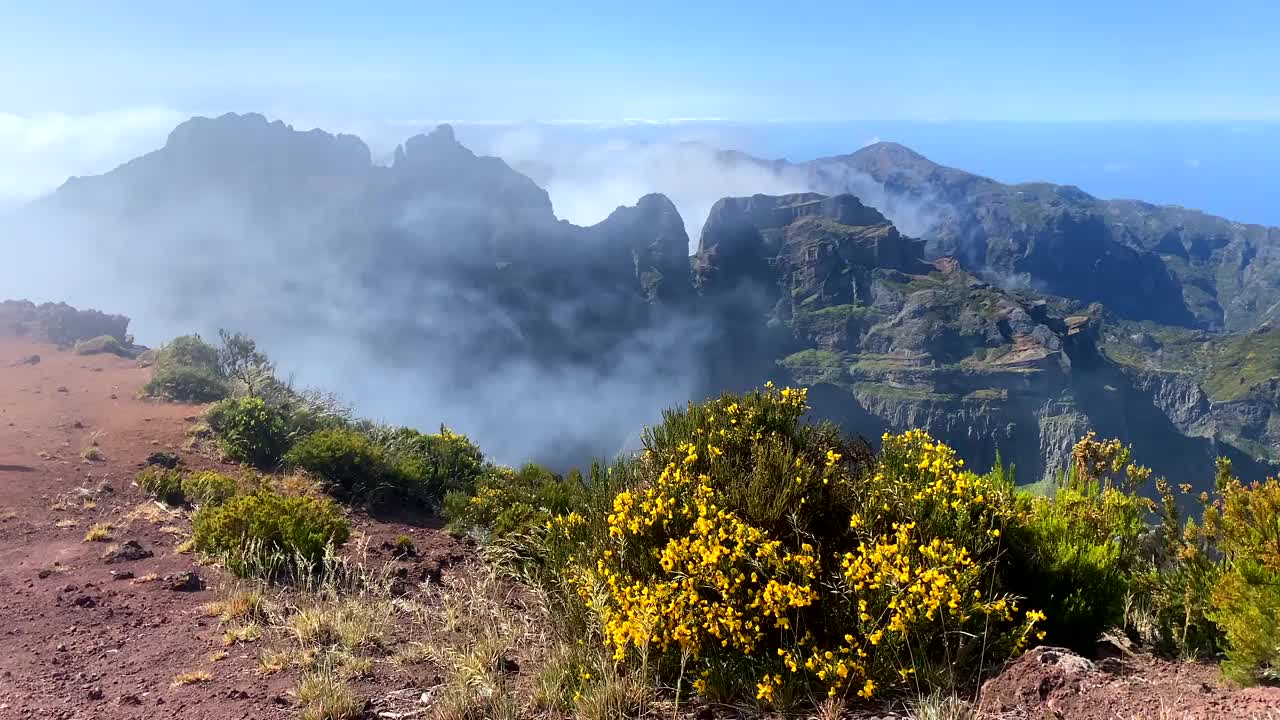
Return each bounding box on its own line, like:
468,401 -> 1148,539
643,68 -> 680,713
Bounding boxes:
6,112 -> 1279,486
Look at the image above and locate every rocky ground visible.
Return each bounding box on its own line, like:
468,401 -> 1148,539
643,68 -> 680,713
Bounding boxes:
0,335 -> 1276,719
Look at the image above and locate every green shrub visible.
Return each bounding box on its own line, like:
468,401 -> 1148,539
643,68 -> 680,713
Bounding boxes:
182,470 -> 240,507
74,335 -> 128,357
136,467 -> 185,505
284,428 -> 393,501
1205,473 -> 1280,684
205,397 -> 291,468
192,491 -> 350,577
144,364 -> 229,403
156,334 -> 221,372
366,425 -> 491,509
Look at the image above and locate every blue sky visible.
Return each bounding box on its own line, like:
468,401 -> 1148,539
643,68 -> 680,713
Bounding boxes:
0,1 -> 1277,228
2,1 -> 1278,122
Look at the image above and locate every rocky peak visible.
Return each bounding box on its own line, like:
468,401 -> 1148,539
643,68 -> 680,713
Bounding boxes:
698,192 -> 889,254
163,112 -> 371,173
590,194 -> 691,302
387,124 -> 553,219
393,124 -> 469,169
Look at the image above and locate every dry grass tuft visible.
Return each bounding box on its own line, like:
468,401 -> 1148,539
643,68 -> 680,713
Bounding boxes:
127,502 -> 172,524
83,522 -> 112,542
258,647 -> 292,675
223,623 -> 263,646
172,669 -> 213,686
294,668 -> 364,720
205,587 -> 267,623
909,693 -> 977,720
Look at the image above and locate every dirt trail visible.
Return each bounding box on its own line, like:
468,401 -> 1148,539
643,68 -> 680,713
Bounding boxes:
0,337 -> 289,719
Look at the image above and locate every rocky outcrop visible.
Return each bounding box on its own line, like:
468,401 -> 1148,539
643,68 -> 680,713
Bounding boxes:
0,300 -> 130,346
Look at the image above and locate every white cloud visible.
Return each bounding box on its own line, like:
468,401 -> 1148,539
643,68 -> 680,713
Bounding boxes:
0,106 -> 187,209
482,125 -> 809,246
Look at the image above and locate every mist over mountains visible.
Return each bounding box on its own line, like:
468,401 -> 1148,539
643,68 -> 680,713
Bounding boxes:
4,112 -> 1280,486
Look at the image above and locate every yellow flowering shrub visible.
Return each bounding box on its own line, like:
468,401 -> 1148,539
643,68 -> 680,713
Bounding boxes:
564,385 -> 1040,705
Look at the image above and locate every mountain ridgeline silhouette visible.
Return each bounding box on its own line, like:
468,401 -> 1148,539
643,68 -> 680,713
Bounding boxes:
5,112 -> 1280,486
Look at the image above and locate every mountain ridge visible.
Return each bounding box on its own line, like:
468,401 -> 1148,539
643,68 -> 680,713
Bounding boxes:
7,112 -> 1279,485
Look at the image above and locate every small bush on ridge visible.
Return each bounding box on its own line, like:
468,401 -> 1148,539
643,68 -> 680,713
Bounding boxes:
156,334 -> 221,372
144,365 -> 229,403
205,397 -> 291,468
366,424 -> 492,510
284,428 -> 393,501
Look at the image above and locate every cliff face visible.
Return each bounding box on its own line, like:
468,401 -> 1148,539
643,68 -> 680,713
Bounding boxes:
691,190 -> 1280,487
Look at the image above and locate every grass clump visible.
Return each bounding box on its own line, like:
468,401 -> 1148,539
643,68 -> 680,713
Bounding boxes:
182,470 -> 240,506
294,668 -> 364,720
192,491 -> 350,578
136,466 -> 186,505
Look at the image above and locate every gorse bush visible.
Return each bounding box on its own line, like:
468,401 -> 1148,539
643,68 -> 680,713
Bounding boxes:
192,490 -> 350,577
1140,471 -> 1224,659
543,386 -> 1041,704
1005,433 -> 1151,651
206,397 -> 291,468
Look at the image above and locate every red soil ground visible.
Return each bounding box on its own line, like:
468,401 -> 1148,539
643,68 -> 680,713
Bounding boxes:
0,337 -> 463,719
1,335 -> 1276,719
